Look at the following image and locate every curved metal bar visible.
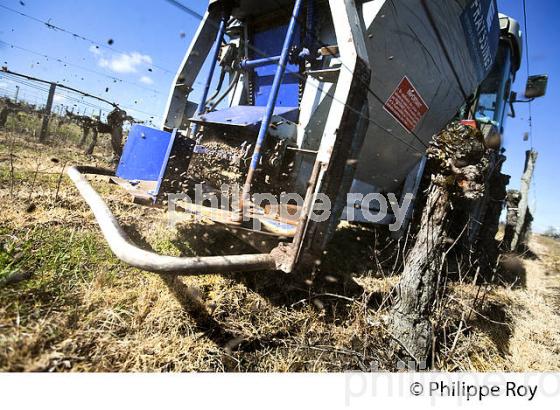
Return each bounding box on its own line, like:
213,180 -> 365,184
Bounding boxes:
67,166 -> 278,274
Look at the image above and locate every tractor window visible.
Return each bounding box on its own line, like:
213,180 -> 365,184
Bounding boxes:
475,46 -> 512,129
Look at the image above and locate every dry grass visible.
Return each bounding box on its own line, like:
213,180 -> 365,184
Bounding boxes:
432,237 -> 560,371
1,127 -> 559,372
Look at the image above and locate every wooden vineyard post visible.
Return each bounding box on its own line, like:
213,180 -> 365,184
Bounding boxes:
510,150 -> 538,251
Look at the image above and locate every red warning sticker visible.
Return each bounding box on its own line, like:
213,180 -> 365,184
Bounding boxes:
383,76 -> 429,133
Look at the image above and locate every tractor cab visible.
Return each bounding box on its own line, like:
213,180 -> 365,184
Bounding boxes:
469,14 -> 547,148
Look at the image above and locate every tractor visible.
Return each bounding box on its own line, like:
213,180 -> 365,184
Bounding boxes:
68,0 -> 547,275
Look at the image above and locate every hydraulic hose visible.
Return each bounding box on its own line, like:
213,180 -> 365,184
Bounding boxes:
205,69 -> 227,107
208,71 -> 241,112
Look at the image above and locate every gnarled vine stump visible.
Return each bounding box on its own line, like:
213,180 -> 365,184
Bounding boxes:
391,122 -> 489,364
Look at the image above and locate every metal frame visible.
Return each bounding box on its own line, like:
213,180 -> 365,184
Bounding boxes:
67,0 -> 370,274
162,10 -> 220,130
190,16 -> 228,138
239,0 -> 305,218
287,0 -> 372,271
391,156 -> 427,239
69,0 -> 373,274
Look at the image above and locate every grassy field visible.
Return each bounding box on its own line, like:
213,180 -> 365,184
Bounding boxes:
1,125 -> 559,372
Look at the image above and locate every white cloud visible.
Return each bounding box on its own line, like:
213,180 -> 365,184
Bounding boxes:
0,81 -> 8,88
139,75 -> 153,85
53,94 -> 66,103
97,51 -> 153,74
88,44 -> 102,56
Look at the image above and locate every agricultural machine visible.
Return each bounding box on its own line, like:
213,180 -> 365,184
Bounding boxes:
68,0 -> 547,274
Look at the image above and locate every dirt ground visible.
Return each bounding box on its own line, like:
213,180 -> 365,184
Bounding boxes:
1,129 -> 559,372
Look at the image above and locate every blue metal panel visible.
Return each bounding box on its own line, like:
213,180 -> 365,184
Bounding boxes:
116,125 -> 173,181
191,105 -> 299,128
253,24 -> 300,107
460,0 -> 500,83
153,133 -> 196,200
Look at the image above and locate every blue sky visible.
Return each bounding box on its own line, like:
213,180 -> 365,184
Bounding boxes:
0,0 -> 210,123
0,0 -> 558,231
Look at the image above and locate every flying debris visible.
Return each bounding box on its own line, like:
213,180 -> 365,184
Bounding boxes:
56,0 -> 548,367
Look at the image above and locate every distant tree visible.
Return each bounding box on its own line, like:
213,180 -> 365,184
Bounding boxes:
544,226 -> 560,239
